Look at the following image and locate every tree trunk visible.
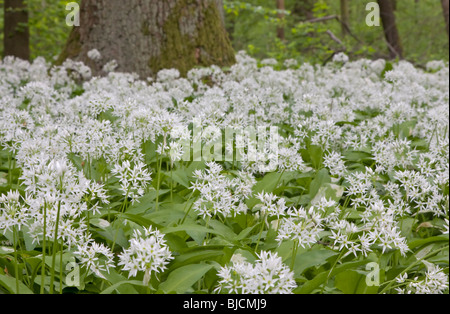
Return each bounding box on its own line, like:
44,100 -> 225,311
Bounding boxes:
442,0 -> 449,38
57,0 -> 236,78
3,0 -> 30,60
378,0 -> 403,59
276,0 -> 285,41
292,0 -> 315,22
340,0 -> 350,37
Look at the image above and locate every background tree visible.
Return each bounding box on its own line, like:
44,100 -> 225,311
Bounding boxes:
292,0 -> 315,22
442,0 -> 449,38
276,0 -> 286,41
57,0 -> 236,78
378,0 -> 403,59
3,0 -> 29,60
340,0 -> 349,37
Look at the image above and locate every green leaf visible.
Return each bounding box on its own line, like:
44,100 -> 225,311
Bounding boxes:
159,264 -> 213,293
0,274 -> 34,294
100,269 -> 139,294
293,249 -> 338,277
161,223 -> 229,239
408,235 -> 449,250
311,183 -> 344,204
169,250 -> 224,271
100,280 -> 146,294
309,168 -> 331,200
335,270 -> 379,294
295,260 -> 370,294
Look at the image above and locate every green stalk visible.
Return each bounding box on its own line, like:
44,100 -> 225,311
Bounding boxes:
254,214 -> 267,252
290,240 -> 299,271
155,155 -> 163,211
180,190 -> 195,224
49,199 -> 62,294
59,239 -> 63,294
13,226 -> 19,294
40,202 -> 47,294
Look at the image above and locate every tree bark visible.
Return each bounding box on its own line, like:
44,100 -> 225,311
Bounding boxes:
3,0 -> 30,60
340,0 -> 350,37
378,0 -> 403,59
442,0 -> 449,38
57,0 -> 236,78
276,0 -> 285,41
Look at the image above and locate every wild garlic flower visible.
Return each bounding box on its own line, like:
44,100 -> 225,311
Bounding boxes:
0,190 -> 28,233
118,226 -> 173,284
191,162 -> 255,218
255,192 -> 287,218
111,159 -> 152,203
74,238 -> 115,279
276,206 -> 324,248
215,251 -> 296,294
396,264 -> 449,294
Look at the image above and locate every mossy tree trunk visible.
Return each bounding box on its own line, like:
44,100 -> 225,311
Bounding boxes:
3,0 -> 30,60
57,0 -> 236,78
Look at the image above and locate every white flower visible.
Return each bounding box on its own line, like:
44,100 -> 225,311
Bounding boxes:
87,49 -> 102,62
215,251 -> 296,294
118,226 -> 173,283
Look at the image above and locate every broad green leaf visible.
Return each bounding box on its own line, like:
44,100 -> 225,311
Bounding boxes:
293,249 -> 338,277
309,168 -> 331,200
295,260 -> 370,294
161,223 -> 229,239
408,235 -> 449,250
159,264 -> 213,293
169,250 -> 224,271
335,270 -> 379,294
100,280 -> 146,294
0,274 -> 34,294
100,269 -> 139,294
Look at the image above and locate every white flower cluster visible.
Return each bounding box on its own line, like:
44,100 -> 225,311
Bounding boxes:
0,51 -> 448,292
276,206 -> 324,248
215,251 -> 297,294
118,226 -> 173,283
395,264 -> 449,294
111,159 -> 152,204
191,162 -> 255,218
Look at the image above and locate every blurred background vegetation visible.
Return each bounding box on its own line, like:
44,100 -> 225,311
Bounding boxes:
0,0 -> 448,66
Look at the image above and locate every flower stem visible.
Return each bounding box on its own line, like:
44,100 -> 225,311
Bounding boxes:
49,200 -> 62,294
155,155 -> 162,211
40,202 -> 47,294
13,226 -> 19,294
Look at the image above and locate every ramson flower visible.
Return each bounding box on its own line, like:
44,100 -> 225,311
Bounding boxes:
215,251 -> 297,294
118,226 -> 173,284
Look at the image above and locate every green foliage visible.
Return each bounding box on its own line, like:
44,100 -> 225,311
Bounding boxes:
224,0 -> 449,65
0,0 -> 72,60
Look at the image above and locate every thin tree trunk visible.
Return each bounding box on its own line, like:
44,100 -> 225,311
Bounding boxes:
292,0 -> 315,22
276,0 -> 285,41
3,0 -> 30,60
378,0 -> 403,59
340,0 -> 350,37
442,0 -> 449,38
57,0 -> 235,78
